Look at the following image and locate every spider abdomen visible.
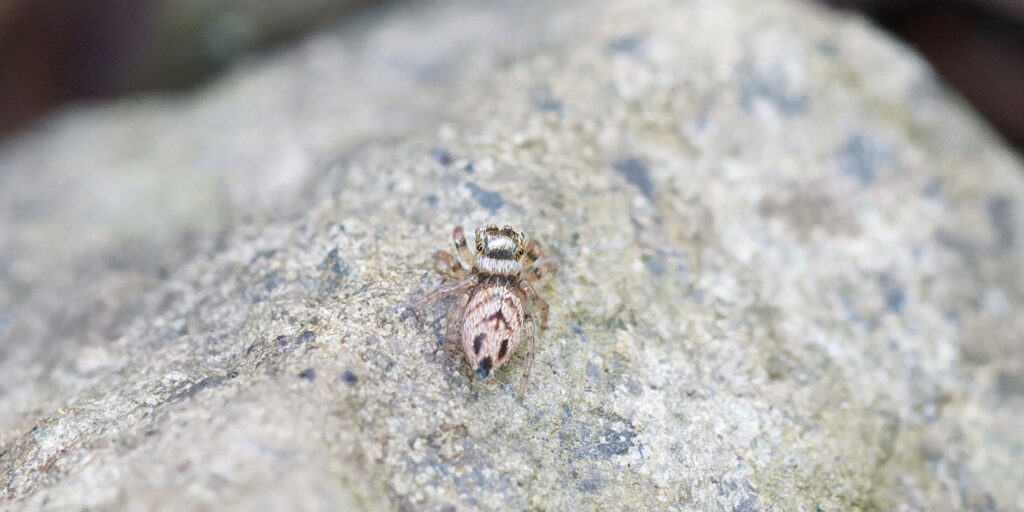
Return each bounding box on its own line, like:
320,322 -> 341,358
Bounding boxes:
460,285 -> 525,379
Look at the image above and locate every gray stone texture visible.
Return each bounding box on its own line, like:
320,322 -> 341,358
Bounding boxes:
1,0 -> 1023,510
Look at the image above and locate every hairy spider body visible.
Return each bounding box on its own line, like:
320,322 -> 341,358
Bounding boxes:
419,224 -> 555,393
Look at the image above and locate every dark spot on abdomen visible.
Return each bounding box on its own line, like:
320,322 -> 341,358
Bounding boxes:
473,333 -> 485,354
498,338 -> 509,359
476,357 -> 493,379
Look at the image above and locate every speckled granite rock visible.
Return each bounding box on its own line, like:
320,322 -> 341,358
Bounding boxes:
2,0 -> 1024,510
0,0 -> 567,453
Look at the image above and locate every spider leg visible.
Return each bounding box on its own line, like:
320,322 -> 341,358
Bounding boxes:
518,279 -> 549,329
407,275 -> 479,325
521,240 -> 543,270
444,292 -> 470,347
523,261 -> 557,283
434,250 -> 466,279
453,226 -> 474,265
421,275 -> 479,303
518,313 -> 537,394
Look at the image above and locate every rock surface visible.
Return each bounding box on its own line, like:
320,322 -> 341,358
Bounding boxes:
2,0 -> 1024,510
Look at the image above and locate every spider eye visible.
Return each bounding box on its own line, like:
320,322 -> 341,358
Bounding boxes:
476,242 -> 484,252
516,248 -> 525,257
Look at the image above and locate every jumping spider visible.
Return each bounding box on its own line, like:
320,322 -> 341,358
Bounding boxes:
416,224 -> 556,393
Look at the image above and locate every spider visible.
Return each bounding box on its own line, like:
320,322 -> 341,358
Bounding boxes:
416,224 -> 556,393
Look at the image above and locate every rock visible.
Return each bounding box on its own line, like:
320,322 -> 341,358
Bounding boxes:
2,0 -> 1024,510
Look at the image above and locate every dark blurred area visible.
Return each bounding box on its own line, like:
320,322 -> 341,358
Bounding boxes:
0,0 -> 369,137
825,0 -> 1024,151
0,0 -> 1023,152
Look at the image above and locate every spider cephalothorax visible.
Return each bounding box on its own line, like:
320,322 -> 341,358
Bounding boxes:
472,224 -> 528,276
416,224 -> 556,393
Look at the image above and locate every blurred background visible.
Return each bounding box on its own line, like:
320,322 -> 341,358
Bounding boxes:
1,0 -> 1023,150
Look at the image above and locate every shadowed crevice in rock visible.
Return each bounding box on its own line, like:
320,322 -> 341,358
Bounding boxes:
464,182 -> 505,212
986,194 -> 1016,250
837,133 -> 888,186
613,156 -> 655,199
738,59 -> 809,116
